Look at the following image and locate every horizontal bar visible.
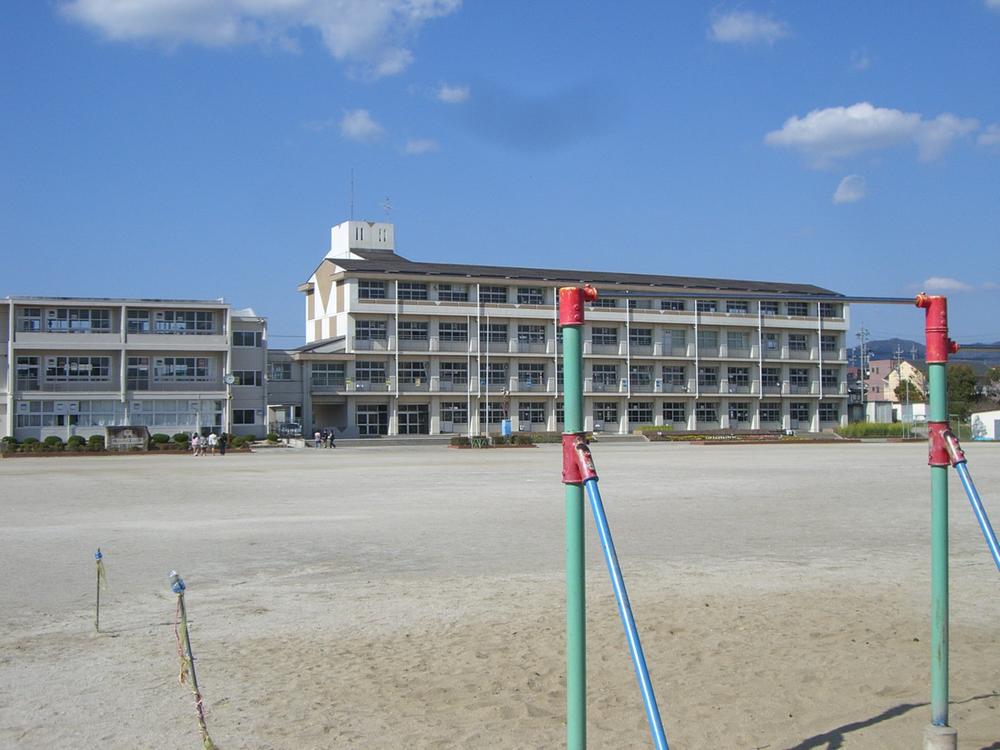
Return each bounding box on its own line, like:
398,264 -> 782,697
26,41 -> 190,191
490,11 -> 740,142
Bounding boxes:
954,344 -> 1000,351
608,291 -> 916,305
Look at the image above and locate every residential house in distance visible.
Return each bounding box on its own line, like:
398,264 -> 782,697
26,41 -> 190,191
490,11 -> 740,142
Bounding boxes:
289,219 -> 851,438
864,359 -> 927,403
1,296 -> 267,441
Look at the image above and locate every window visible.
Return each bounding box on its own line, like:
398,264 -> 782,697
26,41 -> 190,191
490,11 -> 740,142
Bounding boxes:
18,308 -> 41,331
397,282 -> 428,301
516,287 -> 545,305
629,328 -> 652,346
155,357 -> 211,381
591,297 -> 617,308
158,310 -> 215,335
518,363 -> 546,386
820,303 -> 841,318
440,402 -> 468,424
438,322 -> 468,341
45,356 -> 112,382
15,356 -> 40,388
440,362 -> 468,384
790,402 -> 810,422
821,334 -> 838,353
662,365 -> 686,386
760,301 -> 779,315
127,357 -> 149,389
821,368 -> 839,388
269,362 -> 292,381
136,399 -> 222,430
759,402 -> 781,423
729,402 -> 750,423
697,330 -> 719,350
518,402 -> 546,424
233,330 -> 262,347
480,285 -> 508,304
727,331 -> 750,351
47,307 -> 112,333
726,301 -> 749,314
593,364 -> 618,388
517,325 -> 546,343
696,300 -> 717,313
437,284 -> 468,302
479,323 -> 508,343
557,363 -> 564,387
788,333 -> 808,352
356,320 -> 388,340
592,327 -> 618,346
357,404 -> 389,436
555,401 -> 564,424
661,299 -> 685,311
663,402 -> 686,422
695,402 -> 718,422
359,280 -> 387,300
594,402 -> 618,423
480,363 -> 508,386
355,361 -> 386,384
627,401 -> 654,423
698,366 -> 718,386
761,367 -> 781,388
233,370 -> 262,387
399,361 -> 428,384
727,367 -> 750,387
16,399 -> 126,428
664,328 -> 686,353
786,301 -> 809,316
311,363 -> 345,387
764,332 -> 779,351
629,365 -> 653,387
233,409 -> 256,425
398,321 -> 429,340
789,367 -> 810,387
127,310 -> 151,333
819,403 -> 840,421
479,402 -> 506,424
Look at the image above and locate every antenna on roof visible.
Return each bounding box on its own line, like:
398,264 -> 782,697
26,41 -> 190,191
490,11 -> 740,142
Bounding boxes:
350,168 -> 355,220
381,197 -> 392,218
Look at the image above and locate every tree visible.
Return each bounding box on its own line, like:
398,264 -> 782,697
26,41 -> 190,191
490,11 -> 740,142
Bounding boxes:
895,378 -> 925,403
983,366 -> 1000,405
947,364 -> 978,418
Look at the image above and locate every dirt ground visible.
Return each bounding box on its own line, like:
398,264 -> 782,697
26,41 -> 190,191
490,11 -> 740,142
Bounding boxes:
1,442 -> 998,749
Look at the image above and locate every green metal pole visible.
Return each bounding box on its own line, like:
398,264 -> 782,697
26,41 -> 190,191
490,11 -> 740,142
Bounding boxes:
563,322 -> 586,749
928,362 -> 949,726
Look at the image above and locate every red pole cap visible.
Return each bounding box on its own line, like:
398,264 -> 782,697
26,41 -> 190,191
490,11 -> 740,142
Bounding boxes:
915,293 -> 958,363
558,285 -> 598,327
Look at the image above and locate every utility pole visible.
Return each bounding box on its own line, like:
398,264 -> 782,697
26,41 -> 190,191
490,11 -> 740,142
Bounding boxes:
857,326 -> 870,422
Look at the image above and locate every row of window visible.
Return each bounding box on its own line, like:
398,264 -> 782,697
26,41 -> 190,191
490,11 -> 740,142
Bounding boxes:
353,319 -> 841,352
357,400 -> 841,426
14,399 -> 225,429
13,356 -> 261,387
355,280 -> 844,317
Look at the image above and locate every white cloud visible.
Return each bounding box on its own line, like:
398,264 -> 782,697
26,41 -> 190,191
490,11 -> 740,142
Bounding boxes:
765,102 -> 979,166
987,0 -> 1000,11
436,83 -> 470,104
403,138 -> 438,155
979,123 -> 1000,147
709,10 -> 789,45
59,0 -> 462,78
849,48 -> 871,71
833,175 -> 866,204
922,277 -> 974,292
340,109 -> 384,142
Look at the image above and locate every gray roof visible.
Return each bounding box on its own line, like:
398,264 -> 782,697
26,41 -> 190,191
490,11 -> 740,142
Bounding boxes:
325,254 -> 840,297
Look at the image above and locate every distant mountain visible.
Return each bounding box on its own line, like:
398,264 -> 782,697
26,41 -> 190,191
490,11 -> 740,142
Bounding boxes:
847,338 -> 1000,369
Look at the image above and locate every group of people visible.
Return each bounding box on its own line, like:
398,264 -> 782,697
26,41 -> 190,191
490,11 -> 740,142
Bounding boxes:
313,428 -> 336,449
191,431 -> 229,456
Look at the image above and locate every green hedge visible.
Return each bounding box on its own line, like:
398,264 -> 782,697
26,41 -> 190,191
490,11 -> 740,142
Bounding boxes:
835,422 -> 909,438
151,433 -> 171,444
87,435 -> 105,451
265,432 -> 279,442
172,433 -> 190,444
450,436 -> 471,447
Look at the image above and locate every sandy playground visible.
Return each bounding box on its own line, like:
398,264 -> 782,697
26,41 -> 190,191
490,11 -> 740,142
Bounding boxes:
1,441 -> 999,749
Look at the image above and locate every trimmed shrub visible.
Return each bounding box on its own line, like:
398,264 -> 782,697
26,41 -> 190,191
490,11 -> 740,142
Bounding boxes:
450,436 -> 471,447
87,435 -> 105,452
66,436 -> 86,452
1,436 -> 16,452
22,437 -> 39,445
835,422 -> 908,439
172,433 -> 190,444
511,434 -> 535,446
43,436 -> 65,451
265,432 -> 279,442
230,435 -> 250,448
25,441 -> 45,453
151,433 -> 171,444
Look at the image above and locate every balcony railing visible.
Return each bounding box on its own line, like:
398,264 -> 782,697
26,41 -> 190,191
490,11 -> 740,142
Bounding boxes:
591,343 -> 619,355
399,380 -> 430,391
354,338 -> 390,351
727,347 -> 751,358
438,380 -> 470,392
438,339 -> 471,352
129,379 -> 224,392
629,344 -> 653,355
22,380 -> 121,392
398,339 -> 430,351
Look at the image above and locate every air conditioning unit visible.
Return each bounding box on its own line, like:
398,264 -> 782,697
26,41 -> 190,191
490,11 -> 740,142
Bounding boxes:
654,378 -> 663,392
154,311 -> 165,319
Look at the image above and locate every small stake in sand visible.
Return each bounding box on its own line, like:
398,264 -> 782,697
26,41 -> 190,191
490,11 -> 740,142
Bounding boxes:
94,548 -> 107,632
170,570 -> 218,750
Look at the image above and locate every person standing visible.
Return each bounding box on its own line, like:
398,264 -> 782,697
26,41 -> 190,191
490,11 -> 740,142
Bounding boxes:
314,429 -> 321,448
218,432 -> 228,456
326,430 -> 335,448
208,431 -> 218,455
191,433 -> 201,456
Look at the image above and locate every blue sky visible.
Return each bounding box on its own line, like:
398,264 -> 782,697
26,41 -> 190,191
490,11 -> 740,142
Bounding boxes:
2,1 -> 998,348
